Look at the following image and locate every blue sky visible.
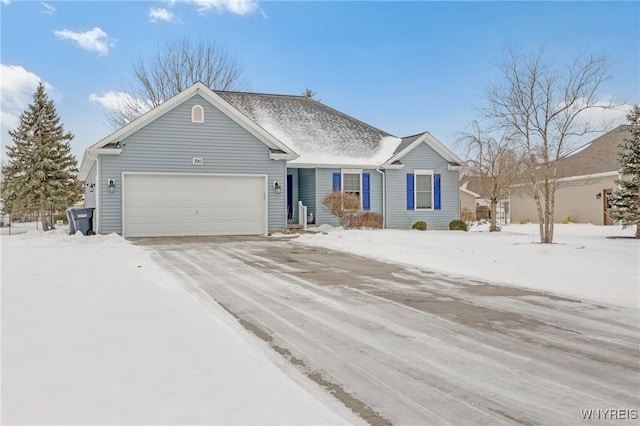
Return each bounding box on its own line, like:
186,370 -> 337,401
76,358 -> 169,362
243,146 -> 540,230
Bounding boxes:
1,1 -> 638,161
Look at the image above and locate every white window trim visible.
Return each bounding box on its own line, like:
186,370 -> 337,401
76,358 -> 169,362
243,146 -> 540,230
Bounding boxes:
414,169 -> 434,211
191,105 -> 204,123
341,168 -> 363,209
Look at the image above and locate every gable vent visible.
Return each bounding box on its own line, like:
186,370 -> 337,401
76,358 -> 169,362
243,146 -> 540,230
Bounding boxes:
191,105 -> 204,123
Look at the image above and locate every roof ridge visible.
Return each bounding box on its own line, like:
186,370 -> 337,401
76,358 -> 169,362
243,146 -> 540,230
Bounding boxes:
215,89 -> 397,138
214,89 -> 308,99
401,131 -> 428,140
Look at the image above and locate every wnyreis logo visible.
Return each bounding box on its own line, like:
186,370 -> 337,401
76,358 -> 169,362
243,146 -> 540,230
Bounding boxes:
580,409 -> 638,420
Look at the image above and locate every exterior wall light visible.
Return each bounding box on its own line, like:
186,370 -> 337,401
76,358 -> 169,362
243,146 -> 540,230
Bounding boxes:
107,178 -> 116,193
273,181 -> 282,194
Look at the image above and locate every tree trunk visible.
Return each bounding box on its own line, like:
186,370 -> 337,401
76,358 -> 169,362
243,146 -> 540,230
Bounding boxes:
636,224 -> 640,239
490,199 -> 499,232
40,209 -> 53,231
541,179 -> 554,244
533,187 -> 545,243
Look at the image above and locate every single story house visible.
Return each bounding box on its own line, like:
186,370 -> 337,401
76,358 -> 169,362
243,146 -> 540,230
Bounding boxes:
510,125 -> 626,225
79,82 -> 463,237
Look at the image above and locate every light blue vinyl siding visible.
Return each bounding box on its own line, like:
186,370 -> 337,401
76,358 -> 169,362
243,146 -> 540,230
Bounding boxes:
84,162 -> 97,208
98,94 -> 286,234
313,168 -> 383,227
385,143 -> 459,229
297,168 -> 315,223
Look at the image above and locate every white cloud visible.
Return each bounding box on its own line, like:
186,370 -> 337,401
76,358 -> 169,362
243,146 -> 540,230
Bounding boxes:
53,27 -> 110,56
0,64 -> 51,131
89,91 -> 151,116
184,0 -> 259,15
577,101 -> 632,128
1,0 -> 10,5
149,7 -> 175,23
40,2 -> 55,14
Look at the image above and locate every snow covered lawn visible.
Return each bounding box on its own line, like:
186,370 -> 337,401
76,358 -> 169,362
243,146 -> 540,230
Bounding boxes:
296,223 -> 639,309
1,230 -> 358,425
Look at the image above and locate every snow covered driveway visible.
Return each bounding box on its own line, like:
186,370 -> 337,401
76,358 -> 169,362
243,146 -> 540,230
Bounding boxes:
146,237 -> 640,425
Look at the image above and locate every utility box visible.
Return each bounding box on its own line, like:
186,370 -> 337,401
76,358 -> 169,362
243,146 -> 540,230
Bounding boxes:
66,207 -> 95,235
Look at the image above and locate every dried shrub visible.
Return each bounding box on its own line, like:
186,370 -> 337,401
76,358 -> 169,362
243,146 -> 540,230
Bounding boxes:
449,219 -> 468,231
412,221 -> 427,231
561,214 -> 575,224
344,212 -> 383,229
322,191 -> 362,227
322,191 -> 383,229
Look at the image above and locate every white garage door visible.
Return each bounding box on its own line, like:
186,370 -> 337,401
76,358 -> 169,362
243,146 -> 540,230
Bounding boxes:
123,173 -> 267,237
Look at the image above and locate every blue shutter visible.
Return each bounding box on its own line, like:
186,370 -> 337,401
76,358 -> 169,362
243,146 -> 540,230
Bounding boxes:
362,173 -> 370,210
406,173 -> 414,210
434,174 -> 441,210
332,172 -> 341,191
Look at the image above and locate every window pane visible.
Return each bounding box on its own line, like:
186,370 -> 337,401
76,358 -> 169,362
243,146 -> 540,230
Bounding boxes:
416,174 -> 431,191
416,191 -> 432,209
343,174 -> 360,192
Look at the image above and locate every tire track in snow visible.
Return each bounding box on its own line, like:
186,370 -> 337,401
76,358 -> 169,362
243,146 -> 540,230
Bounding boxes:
144,239 -> 640,425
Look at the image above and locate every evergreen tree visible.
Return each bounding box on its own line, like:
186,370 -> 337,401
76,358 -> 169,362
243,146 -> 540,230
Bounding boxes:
1,83 -> 81,231
609,105 -> 640,238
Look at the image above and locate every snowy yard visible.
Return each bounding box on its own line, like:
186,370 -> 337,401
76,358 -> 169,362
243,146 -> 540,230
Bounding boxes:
1,224 -> 638,424
297,223 -> 640,309
1,230 -> 359,425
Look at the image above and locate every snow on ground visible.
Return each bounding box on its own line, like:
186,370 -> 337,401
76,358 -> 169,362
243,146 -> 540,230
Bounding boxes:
1,229 -> 360,425
296,223 -> 639,309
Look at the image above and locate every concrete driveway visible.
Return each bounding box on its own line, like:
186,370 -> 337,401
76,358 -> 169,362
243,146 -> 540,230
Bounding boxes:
138,237 -> 640,425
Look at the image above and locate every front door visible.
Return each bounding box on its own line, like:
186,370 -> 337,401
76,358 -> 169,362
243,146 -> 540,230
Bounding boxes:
603,188 -> 614,225
287,174 -> 293,221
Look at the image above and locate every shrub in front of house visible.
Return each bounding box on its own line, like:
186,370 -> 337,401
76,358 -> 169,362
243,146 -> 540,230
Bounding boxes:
322,191 -> 383,229
322,191 -> 361,228
449,219 -> 468,231
412,220 -> 427,231
343,212 -> 383,229
561,214 -> 576,224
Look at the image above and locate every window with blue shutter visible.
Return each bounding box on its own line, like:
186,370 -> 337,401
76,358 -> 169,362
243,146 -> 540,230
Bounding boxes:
362,173 -> 370,210
434,174 -> 441,210
332,172 -> 341,191
406,173 -> 414,210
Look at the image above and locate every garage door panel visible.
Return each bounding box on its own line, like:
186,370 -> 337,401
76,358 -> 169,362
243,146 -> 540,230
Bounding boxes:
123,174 -> 266,237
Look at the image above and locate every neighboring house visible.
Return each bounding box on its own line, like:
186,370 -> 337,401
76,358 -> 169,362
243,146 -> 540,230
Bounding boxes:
78,82 -> 463,237
459,186 -> 480,221
459,176 -> 511,224
510,125 -> 626,225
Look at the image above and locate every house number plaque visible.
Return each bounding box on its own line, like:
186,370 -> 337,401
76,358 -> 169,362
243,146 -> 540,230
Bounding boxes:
192,157 -> 204,165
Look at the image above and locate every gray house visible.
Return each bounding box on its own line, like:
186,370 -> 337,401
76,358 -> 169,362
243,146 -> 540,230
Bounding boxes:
79,82 -> 463,237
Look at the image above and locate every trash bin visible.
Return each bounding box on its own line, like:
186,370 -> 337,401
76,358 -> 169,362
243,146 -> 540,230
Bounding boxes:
66,208 -> 76,235
67,207 -> 95,236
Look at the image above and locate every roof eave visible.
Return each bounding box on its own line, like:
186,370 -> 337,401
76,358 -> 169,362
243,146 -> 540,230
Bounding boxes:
384,132 -> 463,166
270,152 -> 299,160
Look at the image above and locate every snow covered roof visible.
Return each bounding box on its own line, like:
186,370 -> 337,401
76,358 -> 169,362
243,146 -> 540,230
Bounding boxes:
80,83 -> 463,179
215,91 -> 403,167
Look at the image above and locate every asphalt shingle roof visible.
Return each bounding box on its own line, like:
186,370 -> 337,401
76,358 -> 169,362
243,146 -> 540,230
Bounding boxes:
556,125 -> 626,178
215,91 -> 402,166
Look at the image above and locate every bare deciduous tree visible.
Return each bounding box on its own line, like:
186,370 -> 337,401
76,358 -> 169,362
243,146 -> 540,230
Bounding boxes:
461,122 -> 524,232
108,38 -> 246,128
485,48 -> 612,243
